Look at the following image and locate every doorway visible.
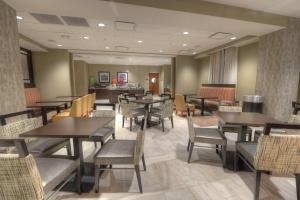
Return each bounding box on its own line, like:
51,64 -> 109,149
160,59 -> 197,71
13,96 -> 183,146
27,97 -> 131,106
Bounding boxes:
149,73 -> 159,94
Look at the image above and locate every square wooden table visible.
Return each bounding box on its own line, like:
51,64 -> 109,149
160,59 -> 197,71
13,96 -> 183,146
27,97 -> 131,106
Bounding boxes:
27,102 -> 67,125
189,96 -> 218,116
215,111 -> 280,141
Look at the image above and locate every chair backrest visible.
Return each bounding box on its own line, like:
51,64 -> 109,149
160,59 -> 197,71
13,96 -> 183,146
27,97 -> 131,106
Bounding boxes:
175,94 -> 186,110
0,153 -> 44,200
134,114 -> 147,165
81,95 -> 89,117
120,101 -> 133,117
87,94 -> 92,112
254,123 -> 300,175
218,106 -> 242,112
69,98 -> 82,117
91,93 -> 96,106
161,100 -> 174,118
186,111 -> 196,142
200,86 -> 235,101
24,88 -> 41,105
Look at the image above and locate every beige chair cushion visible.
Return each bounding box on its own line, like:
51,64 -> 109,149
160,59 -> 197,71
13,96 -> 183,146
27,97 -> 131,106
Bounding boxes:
95,140 -> 135,165
35,157 -> 79,194
194,128 -> 226,145
27,138 -> 69,155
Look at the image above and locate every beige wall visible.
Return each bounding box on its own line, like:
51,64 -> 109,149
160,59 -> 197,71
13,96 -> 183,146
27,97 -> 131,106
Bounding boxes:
237,42 -> 258,100
0,1 -> 26,115
32,49 -> 73,99
73,60 -> 88,96
197,56 -> 210,91
87,64 -> 166,90
175,55 -> 198,94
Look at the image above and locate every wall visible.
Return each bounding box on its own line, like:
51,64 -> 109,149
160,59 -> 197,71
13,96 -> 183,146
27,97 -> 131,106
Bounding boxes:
236,42 -> 258,100
87,64 -> 166,90
175,55 -> 198,94
32,49 -> 73,99
256,19 -> 300,121
73,60 -> 88,96
0,1 -> 26,115
197,56 -> 210,91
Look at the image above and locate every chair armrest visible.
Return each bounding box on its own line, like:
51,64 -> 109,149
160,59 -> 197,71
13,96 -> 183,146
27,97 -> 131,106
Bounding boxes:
0,137 -> 29,157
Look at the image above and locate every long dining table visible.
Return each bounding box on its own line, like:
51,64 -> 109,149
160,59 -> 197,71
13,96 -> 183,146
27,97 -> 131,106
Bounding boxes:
20,117 -> 114,190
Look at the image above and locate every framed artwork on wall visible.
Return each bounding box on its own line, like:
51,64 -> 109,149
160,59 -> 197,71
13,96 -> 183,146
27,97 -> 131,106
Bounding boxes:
98,71 -> 110,83
117,72 -> 128,83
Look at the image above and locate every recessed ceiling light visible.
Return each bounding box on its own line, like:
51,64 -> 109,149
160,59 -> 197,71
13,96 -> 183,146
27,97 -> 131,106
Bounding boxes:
230,36 -> 237,40
183,31 -> 189,35
159,50 -> 163,53
57,44 -> 63,47
83,36 -> 89,40
98,23 -> 105,27
16,16 -> 23,20
137,40 -> 143,43
192,52 -> 197,55
105,46 -> 110,50
183,43 -> 187,47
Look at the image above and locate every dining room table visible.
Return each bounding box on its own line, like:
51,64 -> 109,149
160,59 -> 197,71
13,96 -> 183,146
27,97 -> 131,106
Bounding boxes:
189,96 -> 218,116
20,117 -> 114,192
27,102 -> 67,125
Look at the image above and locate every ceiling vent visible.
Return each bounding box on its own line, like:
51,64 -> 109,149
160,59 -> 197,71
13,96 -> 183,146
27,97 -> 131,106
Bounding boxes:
61,16 -> 89,27
31,13 -> 64,25
115,21 -> 136,31
209,32 -> 232,40
115,46 -> 129,51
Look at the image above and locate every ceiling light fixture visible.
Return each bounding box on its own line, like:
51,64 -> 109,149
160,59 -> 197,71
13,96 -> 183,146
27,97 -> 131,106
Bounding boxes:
16,16 -> 23,20
83,36 -> 89,40
57,44 -> 63,47
183,43 -> 187,47
192,52 -> 197,55
230,36 -> 237,40
137,40 -> 143,43
159,50 -> 163,53
105,46 -> 110,50
98,23 -> 105,27
183,31 -> 189,35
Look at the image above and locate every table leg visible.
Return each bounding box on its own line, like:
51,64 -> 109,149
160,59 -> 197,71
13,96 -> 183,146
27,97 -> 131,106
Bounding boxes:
64,103 -> 68,109
56,106 -> 61,113
238,125 -> 248,142
201,98 -> 205,116
41,107 -> 48,125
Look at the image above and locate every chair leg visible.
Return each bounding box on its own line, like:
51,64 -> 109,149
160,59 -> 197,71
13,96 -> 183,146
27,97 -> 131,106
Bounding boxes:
254,171 -> 262,200
161,118 -> 165,132
171,116 -> 174,128
135,165 -> 143,193
187,142 -> 194,163
234,151 -> 239,172
222,144 -> 227,168
216,144 -> 219,154
130,118 -> 133,131
66,141 -> 72,156
94,142 -> 97,148
122,116 -> 125,128
112,132 -> 116,139
187,139 -> 191,152
76,166 -> 81,194
94,166 -> 100,193
296,174 -> 300,200
118,104 -> 120,113
142,154 -> 146,171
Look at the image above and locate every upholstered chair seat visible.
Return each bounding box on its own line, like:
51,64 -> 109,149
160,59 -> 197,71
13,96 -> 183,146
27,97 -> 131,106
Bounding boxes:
27,138 -> 70,156
236,142 -> 257,164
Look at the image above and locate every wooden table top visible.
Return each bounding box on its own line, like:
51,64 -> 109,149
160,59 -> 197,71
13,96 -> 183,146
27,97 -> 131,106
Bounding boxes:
27,102 -> 66,108
189,96 -> 218,100
215,112 -> 280,127
20,117 -> 114,138
37,97 -> 79,103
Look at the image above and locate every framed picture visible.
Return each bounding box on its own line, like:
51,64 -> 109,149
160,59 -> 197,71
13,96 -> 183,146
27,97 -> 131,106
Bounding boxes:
98,71 -> 110,83
117,72 -> 128,83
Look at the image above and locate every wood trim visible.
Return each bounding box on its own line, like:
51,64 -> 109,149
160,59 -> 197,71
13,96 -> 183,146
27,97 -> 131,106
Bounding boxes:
202,84 -> 236,88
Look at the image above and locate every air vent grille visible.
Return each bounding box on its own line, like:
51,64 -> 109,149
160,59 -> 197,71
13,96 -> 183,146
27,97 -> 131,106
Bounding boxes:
115,21 -> 136,31
31,13 -> 64,25
61,16 -> 89,27
209,32 -> 232,40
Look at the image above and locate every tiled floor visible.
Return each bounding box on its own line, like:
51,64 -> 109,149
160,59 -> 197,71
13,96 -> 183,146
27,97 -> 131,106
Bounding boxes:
58,111 -> 297,200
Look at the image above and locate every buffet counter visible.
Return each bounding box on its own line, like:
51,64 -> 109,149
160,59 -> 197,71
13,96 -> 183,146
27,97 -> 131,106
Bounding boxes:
88,87 -> 144,103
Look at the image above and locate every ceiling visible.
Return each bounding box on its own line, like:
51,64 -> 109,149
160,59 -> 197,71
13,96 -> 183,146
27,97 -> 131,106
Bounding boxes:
204,0 -> 300,18
5,0 -> 287,61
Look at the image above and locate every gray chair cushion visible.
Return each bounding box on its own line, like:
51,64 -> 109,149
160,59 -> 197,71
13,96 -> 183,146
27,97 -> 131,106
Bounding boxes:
35,157 -> 79,194
194,128 -> 226,145
95,140 -> 136,165
236,142 -> 257,165
90,127 -> 114,142
27,138 -> 69,155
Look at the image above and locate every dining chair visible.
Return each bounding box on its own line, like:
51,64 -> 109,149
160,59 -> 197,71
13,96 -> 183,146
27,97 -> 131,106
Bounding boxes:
150,99 -> 174,132
120,98 -> 145,131
235,123 -> 300,200
186,108 -> 227,167
218,105 -> 252,141
52,97 -> 82,122
94,114 -> 147,193
0,138 -> 81,200
81,95 -> 89,117
117,93 -> 124,113
175,94 -> 195,116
